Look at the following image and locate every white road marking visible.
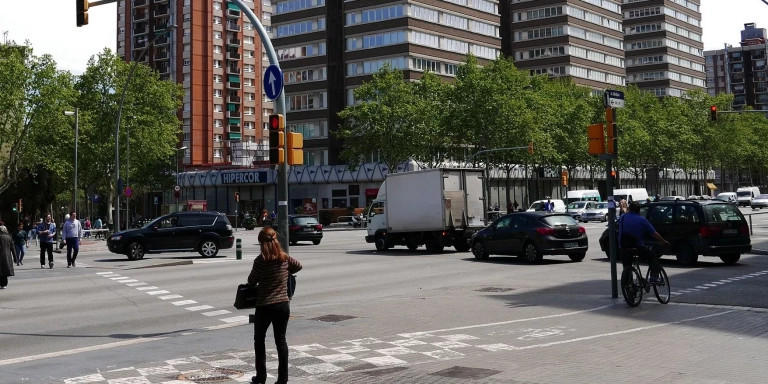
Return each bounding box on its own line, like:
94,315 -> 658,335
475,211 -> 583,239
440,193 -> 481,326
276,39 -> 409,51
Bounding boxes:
202,310 -> 231,317
172,300 -> 197,306
0,337 -> 166,366
126,282 -> 147,287
136,286 -> 159,291
186,305 -> 215,311
159,294 -> 183,300
147,290 -> 171,295
219,316 -> 249,324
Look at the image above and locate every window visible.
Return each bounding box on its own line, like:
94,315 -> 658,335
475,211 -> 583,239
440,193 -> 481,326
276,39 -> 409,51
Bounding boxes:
213,60 -> 222,68
214,74 -> 222,83
214,89 -> 222,98
214,104 -> 223,112
213,31 -> 222,39
214,149 -> 222,158
214,45 -> 222,54
214,119 -> 223,127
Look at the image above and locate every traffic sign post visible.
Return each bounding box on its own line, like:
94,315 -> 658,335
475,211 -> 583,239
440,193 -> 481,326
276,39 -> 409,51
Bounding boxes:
602,89 -> 625,299
263,65 -> 283,101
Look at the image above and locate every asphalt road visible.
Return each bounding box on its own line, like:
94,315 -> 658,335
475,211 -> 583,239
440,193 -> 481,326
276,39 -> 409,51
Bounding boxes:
1,212 -> 767,383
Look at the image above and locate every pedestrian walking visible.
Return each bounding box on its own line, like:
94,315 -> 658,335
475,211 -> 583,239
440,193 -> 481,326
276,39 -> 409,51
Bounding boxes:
13,223 -> 27,266
94,217 -> 103,239
63,211 -> 83,268
0,225 -> 17,289
247,226 -> 302,384
84,217 -> 91,238
37,213 -> 56,269
30,219 -> 40,246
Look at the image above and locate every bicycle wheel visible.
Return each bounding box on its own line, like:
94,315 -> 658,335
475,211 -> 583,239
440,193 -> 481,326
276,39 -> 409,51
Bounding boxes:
621,267 -> 644,307
652,266 -> 671,304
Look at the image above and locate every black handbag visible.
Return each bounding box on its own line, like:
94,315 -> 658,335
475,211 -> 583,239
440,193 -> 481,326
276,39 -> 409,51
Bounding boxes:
287,274 -> 296,298
233,283 -> 258,309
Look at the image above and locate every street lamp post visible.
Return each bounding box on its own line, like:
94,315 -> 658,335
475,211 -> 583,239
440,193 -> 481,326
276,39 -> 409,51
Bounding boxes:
176,146 -> 188,213
65,109 -> 79,215
125,116 -> 134,230
115,26 -> 176,233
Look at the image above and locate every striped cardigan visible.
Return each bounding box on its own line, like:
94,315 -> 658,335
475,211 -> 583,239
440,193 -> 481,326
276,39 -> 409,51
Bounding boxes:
247,254 -> 302,306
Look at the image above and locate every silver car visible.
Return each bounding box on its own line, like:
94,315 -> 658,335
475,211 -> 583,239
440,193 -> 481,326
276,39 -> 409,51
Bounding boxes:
580,202 -> 609,222
751,194 -> 768,210
566,201 -> 597,221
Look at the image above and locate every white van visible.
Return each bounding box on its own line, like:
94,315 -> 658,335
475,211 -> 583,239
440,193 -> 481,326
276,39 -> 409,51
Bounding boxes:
612,188 -> 649,204
716,192 -> 738,205
527,199 -> 567,213
565,190 -> 601,203
736,186 -> 761,206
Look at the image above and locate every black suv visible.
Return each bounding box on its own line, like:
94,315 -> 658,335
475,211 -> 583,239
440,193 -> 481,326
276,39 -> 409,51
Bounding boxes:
107,211 -> 234,260
599,200 -> 751,265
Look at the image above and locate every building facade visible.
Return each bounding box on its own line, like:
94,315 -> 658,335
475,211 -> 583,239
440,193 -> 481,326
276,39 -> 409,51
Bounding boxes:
705,23 -> 768,110
622,0 -> 705,97
117,0 -> 269,170
502,0 -> 626,90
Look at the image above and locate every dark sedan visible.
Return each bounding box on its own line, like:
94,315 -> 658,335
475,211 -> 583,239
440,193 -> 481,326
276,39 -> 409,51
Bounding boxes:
286,215 -> 323,245
471,212 -> 588,263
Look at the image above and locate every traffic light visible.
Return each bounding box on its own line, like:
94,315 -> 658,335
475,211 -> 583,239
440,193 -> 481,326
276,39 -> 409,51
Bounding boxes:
287,132 -> 304,165
76,0 -> 89,27
268,114 -> 285,164
605,108 -> 617,154
18,199 -> 22,212
12,203 -> 17,212
587,123 -> 605,155
527,142 -> 534,154
234,192 -> 240,202
610,170 -> 617,181
710,105 -> 718,121
561,171 -> 569,186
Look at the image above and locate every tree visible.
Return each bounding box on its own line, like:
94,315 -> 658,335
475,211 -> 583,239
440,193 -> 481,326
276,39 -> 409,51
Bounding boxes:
336,64 -> 440,172
73,49 -> 183,223
0,44 -> 76,197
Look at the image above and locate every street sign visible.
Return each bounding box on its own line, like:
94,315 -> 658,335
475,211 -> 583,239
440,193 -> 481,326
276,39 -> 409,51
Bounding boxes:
604,90 -> 625,108
263,65 -> 283,100
124,187 -> 133,197
174,185 -> 181,192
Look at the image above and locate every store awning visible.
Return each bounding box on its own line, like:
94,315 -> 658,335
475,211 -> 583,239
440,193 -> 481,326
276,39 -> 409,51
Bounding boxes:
707,182 -> 718,190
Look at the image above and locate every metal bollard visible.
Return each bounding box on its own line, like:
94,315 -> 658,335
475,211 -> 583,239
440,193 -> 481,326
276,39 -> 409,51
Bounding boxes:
236,238 -> 242,260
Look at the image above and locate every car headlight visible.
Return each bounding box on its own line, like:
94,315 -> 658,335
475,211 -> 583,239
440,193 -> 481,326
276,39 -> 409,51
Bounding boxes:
111,235 -> 122,241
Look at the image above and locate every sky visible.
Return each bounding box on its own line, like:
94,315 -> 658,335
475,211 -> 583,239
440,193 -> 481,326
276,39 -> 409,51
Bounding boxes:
1,0 -> 768,74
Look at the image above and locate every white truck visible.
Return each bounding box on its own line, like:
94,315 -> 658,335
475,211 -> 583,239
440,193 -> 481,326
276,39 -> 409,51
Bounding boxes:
365,168 -> 486,252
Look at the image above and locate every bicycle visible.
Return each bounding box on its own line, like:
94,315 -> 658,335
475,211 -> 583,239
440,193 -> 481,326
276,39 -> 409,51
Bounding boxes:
620,246 -> 670,307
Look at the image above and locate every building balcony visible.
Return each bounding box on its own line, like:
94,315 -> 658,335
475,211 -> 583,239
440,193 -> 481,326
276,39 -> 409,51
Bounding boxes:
228,37 -> 241,47
227,81 -> 242,89
228,124 -> 242,133
133,39 -> 147,49
228,132 -> 242,141
227,8 -> 241,18
226,65 -> 240,75
154,23 -> 169,32
133,0 -> 147,7
227,110 -> 241,118
133,12 -> 148,22
154,35 -> 170,46
155,50 -> 169,60
731,74 -> 745,84
134,24 -> 148,35
157,63 -> 170,74
227,51 -> 241,60
228,94 -> 241,104
226,23 -> 241,32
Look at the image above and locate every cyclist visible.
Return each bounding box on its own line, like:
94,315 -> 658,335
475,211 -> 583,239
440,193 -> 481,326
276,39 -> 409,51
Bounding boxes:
618,201 -> 670,284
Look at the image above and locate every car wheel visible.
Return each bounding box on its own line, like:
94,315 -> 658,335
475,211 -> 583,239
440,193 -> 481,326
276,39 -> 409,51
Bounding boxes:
375,237 -> 388,251
289,240 -> 298,246
127,242 -> 145,260
719,254 -> 741,264
522,242 -> 543,264
472,241 -> 489,260
406,242 -> 419,251
601,215 -> 607,222
425,239 -> 444,253
454,240 -> 471,252
312,239 -> 321,245
569,252 -> 586,262
675,243 -> 698,266
199,239 -> 219,257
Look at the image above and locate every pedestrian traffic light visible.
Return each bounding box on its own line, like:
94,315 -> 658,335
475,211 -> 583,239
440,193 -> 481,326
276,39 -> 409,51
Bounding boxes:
527,142 -> 534,154
287,132 -> 304,165
710,105 -> 718,121
268,114 -> 285,165
76,0 -> 89,27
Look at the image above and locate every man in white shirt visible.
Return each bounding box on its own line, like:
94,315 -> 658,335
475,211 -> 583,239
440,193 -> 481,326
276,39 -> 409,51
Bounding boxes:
63,211 -> 83,268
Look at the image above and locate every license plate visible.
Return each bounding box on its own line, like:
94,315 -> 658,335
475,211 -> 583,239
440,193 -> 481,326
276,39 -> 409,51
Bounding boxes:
303,228 -> 313,232
724,229 -> 737,235
564,242 -> 577,248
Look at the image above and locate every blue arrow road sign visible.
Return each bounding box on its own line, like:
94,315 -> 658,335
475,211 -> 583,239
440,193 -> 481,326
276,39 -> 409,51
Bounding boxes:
263,65 -> 283,100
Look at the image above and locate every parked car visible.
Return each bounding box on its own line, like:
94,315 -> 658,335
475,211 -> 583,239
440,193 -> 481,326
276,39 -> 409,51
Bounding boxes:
566,201 -> 598,221
751,194 -> 768,210
107,211 -> 234,260
659,195 -> 686,201
580,202 -> 609,222
687,195 -> 712,201
716,192 -> 738,205
471,212 -> 588,263
275,214 -> 323,245
527,199 -> 567,213
599,200 -> 750,265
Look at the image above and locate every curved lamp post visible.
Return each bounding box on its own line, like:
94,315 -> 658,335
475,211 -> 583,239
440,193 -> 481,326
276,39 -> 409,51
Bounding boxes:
114,25 -> 176,233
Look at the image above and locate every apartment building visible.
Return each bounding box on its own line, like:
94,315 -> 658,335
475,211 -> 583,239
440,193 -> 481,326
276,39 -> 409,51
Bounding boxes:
705,23 -> 768,110
622,0 -> 705,97
117,0 -> 268,170
271,0 -> 502,165
503,0 -> 626,91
